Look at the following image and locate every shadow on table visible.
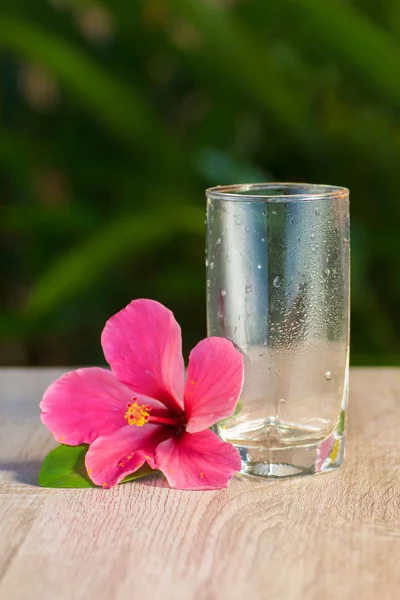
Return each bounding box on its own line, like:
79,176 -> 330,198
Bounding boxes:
0,460 -> 42,486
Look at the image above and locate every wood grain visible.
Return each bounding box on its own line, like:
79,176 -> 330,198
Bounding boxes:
0,368 -> 399,600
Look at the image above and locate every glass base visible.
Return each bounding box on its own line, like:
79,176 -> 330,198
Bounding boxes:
235,432 -> 345,480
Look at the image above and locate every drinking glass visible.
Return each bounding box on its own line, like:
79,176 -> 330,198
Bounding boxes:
206,183 -> 350,478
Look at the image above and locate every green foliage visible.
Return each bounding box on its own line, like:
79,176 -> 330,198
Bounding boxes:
0,0 -> 399,364
38,443 -> 155,488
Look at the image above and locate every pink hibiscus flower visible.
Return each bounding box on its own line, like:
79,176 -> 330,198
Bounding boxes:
40,299 -> 244,490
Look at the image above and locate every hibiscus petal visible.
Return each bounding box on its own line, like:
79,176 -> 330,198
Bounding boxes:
101,299 -> 184,413
40,367 -> 164,445
85,424 -> 168,488
155,429 -> 241,490
184,337 -> 244,433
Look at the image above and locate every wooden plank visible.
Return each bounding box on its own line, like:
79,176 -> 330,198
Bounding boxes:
0,368 -> 399,600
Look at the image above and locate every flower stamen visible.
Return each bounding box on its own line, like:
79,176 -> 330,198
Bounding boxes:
124,401 -> 151,427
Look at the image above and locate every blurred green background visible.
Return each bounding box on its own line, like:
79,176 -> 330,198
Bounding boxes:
0,0 -> 399,366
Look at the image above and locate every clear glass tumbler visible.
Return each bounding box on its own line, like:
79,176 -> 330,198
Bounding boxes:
206,183 -> 350,479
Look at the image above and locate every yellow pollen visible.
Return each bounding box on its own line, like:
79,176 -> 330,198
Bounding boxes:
330,439 -> 340,463
124,401 -> 151,427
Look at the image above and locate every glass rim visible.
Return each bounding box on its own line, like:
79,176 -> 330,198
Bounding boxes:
206,182 -> 349,202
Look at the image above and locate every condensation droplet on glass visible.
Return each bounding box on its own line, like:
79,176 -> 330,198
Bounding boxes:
261,237 -> 265,242
315,207 -> 320,216
236,218 -> 242,226
245,226 -> 250,233
272,210 -> 277,215
209,261 -> 214,269
311,233 -> 315,240
245,284 -> 252,293
297,237 -> 301,242
216,237 -> 221,245
221,289 -> 226,297
205,258 -> 209,267
218,310 -> 224,318
279,398 -> 286,404
273,276 -> 281,288
325,371 -> 332,381
257,264 -> 262,269
323,268 -> 330,279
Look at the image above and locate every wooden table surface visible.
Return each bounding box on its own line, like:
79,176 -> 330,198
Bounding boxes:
0,368 -> 399,600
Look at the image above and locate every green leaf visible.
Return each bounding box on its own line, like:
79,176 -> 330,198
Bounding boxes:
164,0 -> 310,140
0,16 -> 179,165
39,444 -> 156,488
121,464 -> 156,484
337,410 -> 346,437
39,444 -> 95,488
282,0 -> 400,109
24,204 -> 204,320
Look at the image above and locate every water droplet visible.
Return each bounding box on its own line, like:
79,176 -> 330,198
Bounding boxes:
221,289 -> 226,297
279,398 -> 286,404
323,268 -> 330,279
245,284 -> 252,293
262,341 -> 267,346
311,233 -> 315,240
315,207 -> 320,216
261,237 -> 265,242
273,276 -> 281,288
257,264 -> 262,270
245,226 -> 250,233
205,258 -> 209,267
216,237 -> 221,245
218,310 -> 223,318
209,261 -> 214,270
236,218 -> 242,226
290,218 -> 294,224
325,371 -> 332,381
272,210 -> 277,215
